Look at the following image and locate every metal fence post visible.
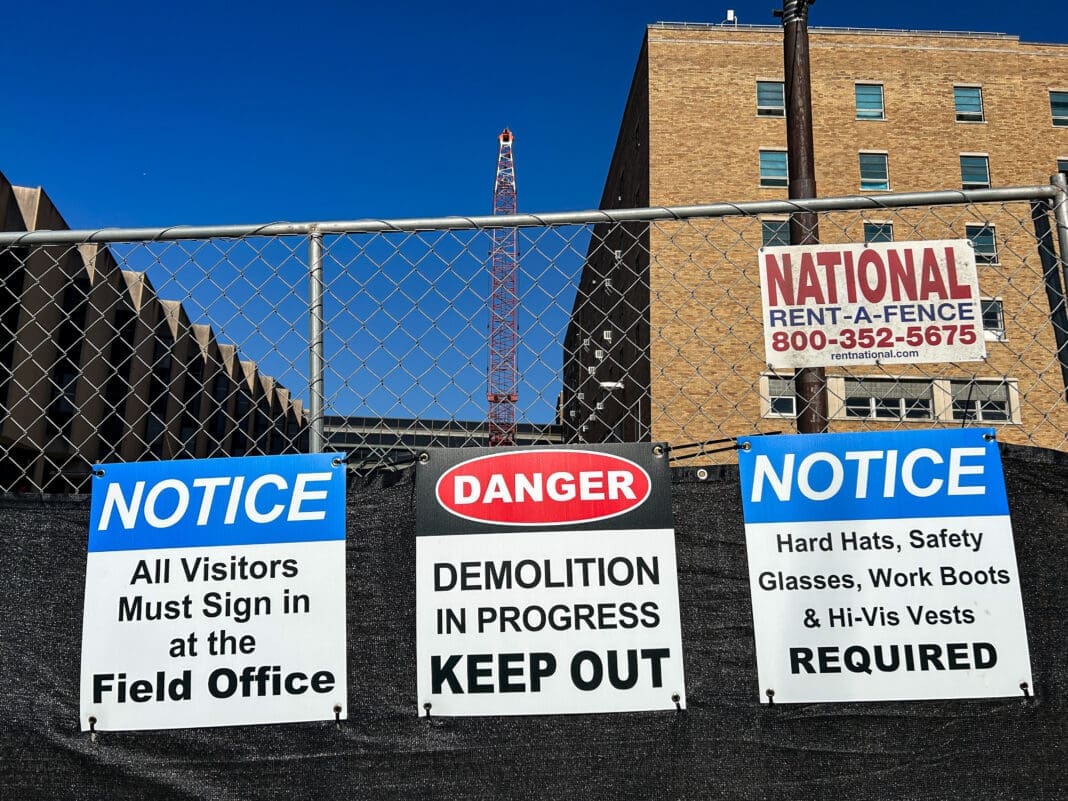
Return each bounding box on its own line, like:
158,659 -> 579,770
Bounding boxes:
1053,173 -> 1068,285
308,230 -> 325,453
1031,186 -> 1068,399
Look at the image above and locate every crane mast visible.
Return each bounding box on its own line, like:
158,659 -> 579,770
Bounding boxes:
487,128 -> 518,446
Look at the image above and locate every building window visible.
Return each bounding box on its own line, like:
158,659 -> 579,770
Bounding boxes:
855,83 -> 884,120
212,373 -> 230,402
951,380 -> 1011,422
1058,158 -> 1068,177
759,150 -> 788,188
966,223 -> 998,264
152,337 -> 173,375
960,155 -> 991,189
757,81 -> 785,117
859,152 -> 890,191
1051,91 -> 1068,127
843,378 -> 933,420
981,298 -> 1005,340
761,219 -> 790,247
953,86 -> 984,122
766,376 -> 797,417
863,222 -> 894,243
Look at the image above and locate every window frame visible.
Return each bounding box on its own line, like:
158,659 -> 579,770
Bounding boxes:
759,149 -> 789,189
1051,90 -> 1068,127
863,221 -> 894,243
960,154 -> 991,189
953,85 -> 985,123
965,223 -> 999,265
756,80 -> 785,117
859,151 -> 890,192
763,375 -> 797,418
1057,158 -> 1068,177
854,82 -> 885,120
950,380 -> 1013,423
981,297 -> 1006,341
842,378 -> 934,421
761,217 -> 790,247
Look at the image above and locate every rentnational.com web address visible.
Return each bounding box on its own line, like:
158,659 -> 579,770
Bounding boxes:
830,349 -> 920,361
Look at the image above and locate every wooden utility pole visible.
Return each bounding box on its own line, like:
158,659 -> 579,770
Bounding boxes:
779,0 -> 829,432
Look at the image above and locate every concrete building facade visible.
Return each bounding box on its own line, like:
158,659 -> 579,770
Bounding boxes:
0,171 -> 309,492
564,24 -> 1068,455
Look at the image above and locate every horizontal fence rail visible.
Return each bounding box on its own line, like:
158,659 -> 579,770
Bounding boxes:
0,184 -> 1066,491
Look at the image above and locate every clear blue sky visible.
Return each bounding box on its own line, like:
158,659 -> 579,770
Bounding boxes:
4,0 -> 1067,230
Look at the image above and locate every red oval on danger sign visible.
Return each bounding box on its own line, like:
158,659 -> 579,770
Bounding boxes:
435,449 -> 652,526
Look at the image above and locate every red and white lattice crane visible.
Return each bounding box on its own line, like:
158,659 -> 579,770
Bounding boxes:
487,128 -> 518,446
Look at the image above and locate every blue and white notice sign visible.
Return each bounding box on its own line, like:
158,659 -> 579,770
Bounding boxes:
80,453 -> 348,731
738,429 -> 1032,704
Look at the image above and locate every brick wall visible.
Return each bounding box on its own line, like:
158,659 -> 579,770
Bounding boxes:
569,25 -> 1068,456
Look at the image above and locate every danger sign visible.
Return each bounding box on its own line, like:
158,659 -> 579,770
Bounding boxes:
759,239 -> 985,368
415,444 -> 686,717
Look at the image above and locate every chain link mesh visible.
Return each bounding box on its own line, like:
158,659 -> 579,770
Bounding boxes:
1,188 -> 1065,490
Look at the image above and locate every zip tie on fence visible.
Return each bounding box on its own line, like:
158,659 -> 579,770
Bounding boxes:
423,702 -> 432,719
667,432 -> 783,463
88,716 -> 98,743
1020,681 -> 1031,699
667,436 -> 737,462
334,704 -> 343,730
765,689 -> 775,706
359,454 -> 423,486
671,692 -> 682,712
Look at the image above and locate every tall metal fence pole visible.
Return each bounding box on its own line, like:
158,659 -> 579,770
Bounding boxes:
1053,173 -> 1068,285
781,0 -> 828,433
308,230 -> 325,453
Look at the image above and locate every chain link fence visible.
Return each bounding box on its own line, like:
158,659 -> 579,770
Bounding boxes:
1,183 -> 1066,491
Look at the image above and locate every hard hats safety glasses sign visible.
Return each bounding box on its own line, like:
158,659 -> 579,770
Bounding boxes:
80,453 -> 347,731
415,445 -> 686,716
738,429 -> 1032,704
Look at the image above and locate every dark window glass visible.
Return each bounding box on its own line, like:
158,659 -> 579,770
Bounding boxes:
1051,91 -> 1068,126
761,220 -> 790,247
954,86 -> 984,121
960,155 -> 990,189
759,150 -> 788,188
859,153 -> 889,191
864,222 -> 894,243
966,224 -> 998,264
757,81 -> 785,116
855,84 -> 885,119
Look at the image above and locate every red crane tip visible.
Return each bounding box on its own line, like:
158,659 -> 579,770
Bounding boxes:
499,128 -> 513,143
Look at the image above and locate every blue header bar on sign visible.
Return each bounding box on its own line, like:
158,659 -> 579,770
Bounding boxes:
737,429 -> 1008,524
88,453 -> 346,552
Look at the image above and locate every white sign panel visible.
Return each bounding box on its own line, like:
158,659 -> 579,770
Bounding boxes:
738,429 -> 1032,704
759,239 -> 985,368
415,446 -> 686,716
80,454 -> 348,731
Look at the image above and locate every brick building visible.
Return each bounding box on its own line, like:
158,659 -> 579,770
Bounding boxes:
0,171 -> 309,492
563,24 -> 1068,456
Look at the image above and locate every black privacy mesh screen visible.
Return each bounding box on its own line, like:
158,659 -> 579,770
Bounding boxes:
1,443 -> 1065,800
